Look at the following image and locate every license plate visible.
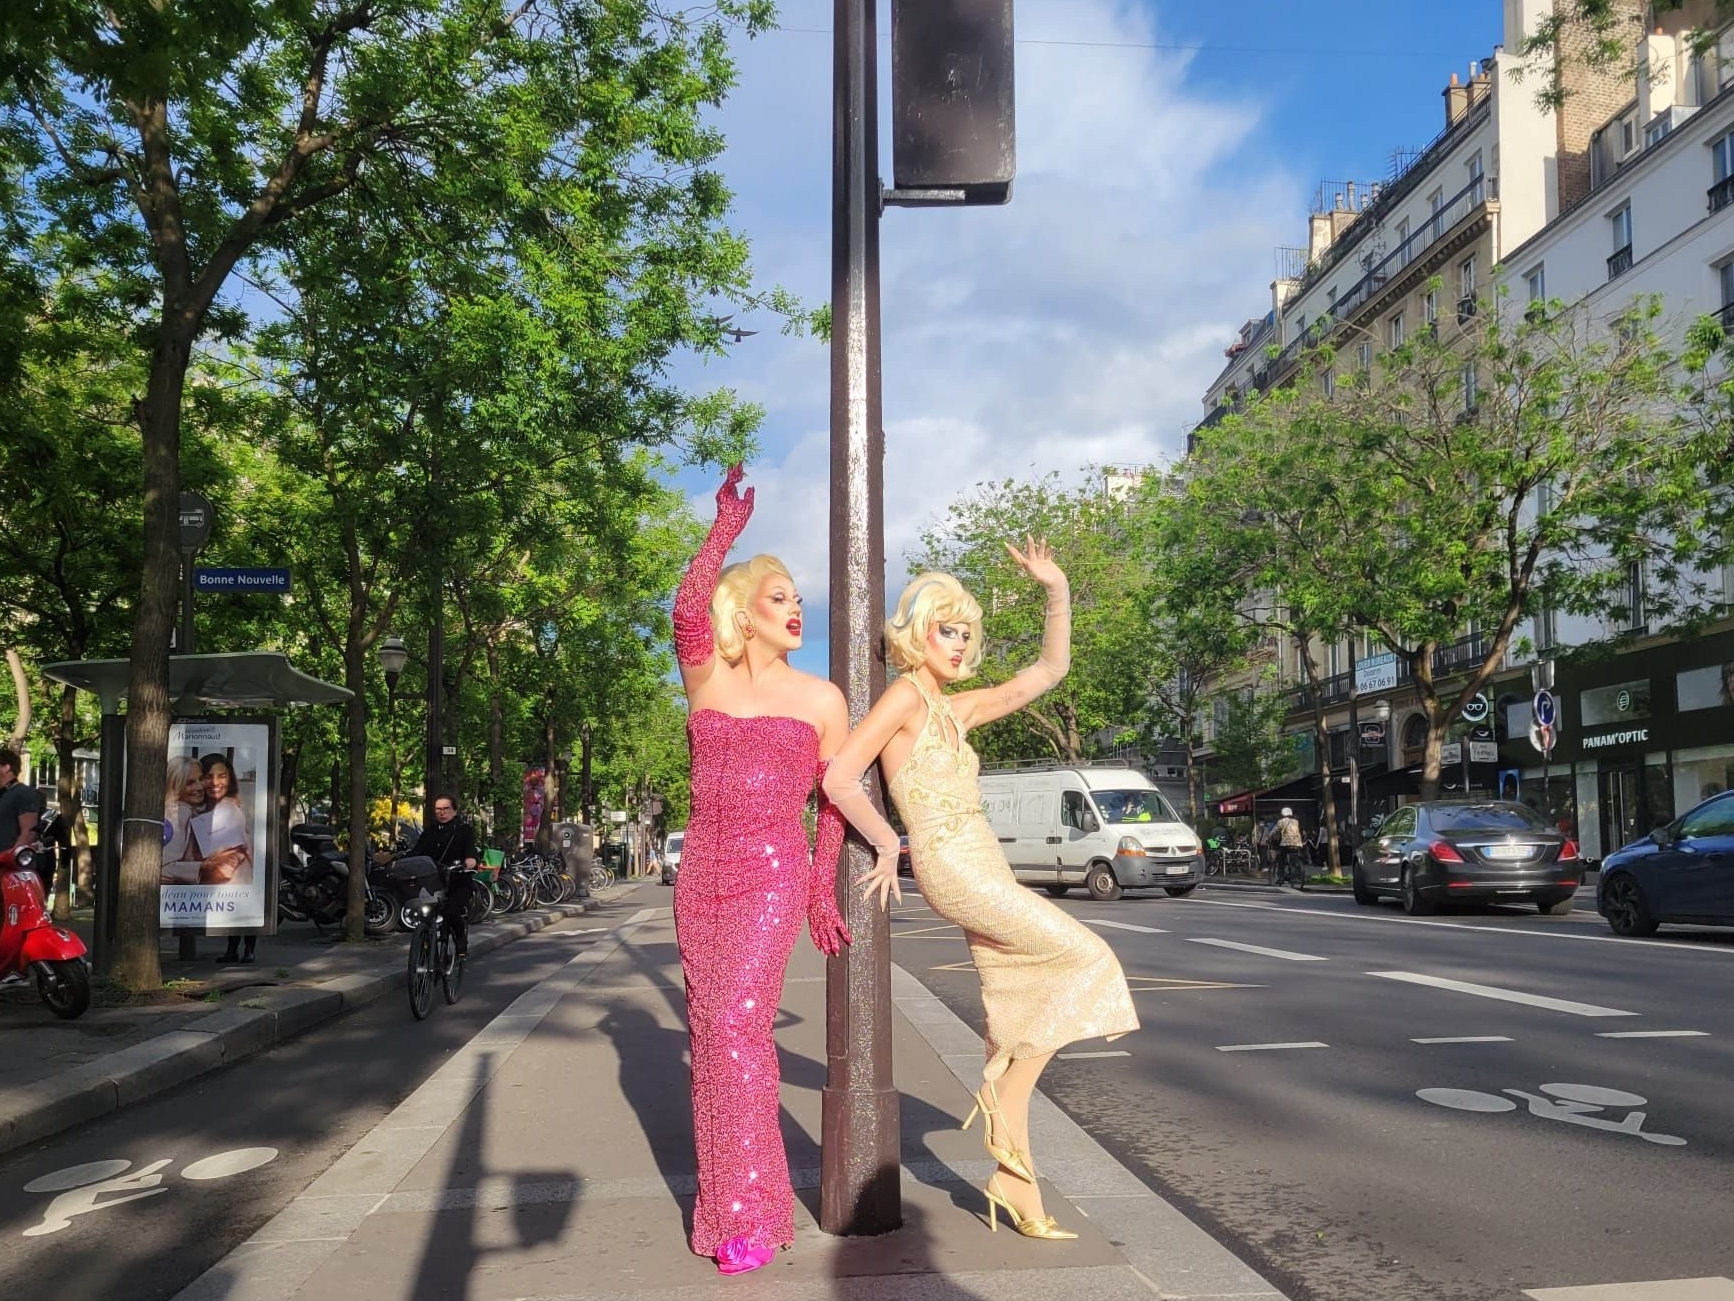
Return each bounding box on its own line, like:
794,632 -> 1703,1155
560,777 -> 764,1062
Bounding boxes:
1485,844 -> 1531,860
1165,864 -> 1189,875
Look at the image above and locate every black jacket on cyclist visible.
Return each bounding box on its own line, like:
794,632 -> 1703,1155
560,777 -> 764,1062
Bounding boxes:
410,818 -> 477,957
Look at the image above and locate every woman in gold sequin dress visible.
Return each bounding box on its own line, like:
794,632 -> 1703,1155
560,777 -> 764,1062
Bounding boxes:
823,541 -> 1138,1239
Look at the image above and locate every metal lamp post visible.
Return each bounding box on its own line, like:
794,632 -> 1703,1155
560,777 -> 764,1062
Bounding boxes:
379,636 -> 409,849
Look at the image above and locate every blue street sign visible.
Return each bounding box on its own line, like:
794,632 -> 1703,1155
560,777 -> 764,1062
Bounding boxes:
1533,689 -> 1557,729
194,567 -> 291,593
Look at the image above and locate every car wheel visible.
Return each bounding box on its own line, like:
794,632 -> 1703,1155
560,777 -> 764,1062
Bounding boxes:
1602,874 -> 1658,937
1352,865 -> 1377,906
1085,862 -> 1122,902
1400,865 -> 1433,916
1164,884 -> 1198,897
1044,885 -> 1070,897
1536,895 -> 1574,917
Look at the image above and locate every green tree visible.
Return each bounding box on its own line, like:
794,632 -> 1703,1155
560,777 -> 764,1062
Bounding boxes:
1205,686 -> 1297,800
2,0 -> 775,981
1516,1 -> 1731,110
912,474 -> 1147,763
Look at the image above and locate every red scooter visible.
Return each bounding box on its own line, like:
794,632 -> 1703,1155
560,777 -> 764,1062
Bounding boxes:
1,812 -> 90,1019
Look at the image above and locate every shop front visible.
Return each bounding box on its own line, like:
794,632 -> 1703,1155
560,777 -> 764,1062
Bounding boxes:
1504,628 -> 1734,862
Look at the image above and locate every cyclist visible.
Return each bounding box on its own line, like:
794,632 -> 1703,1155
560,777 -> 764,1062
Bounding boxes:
409,795 -> 478,961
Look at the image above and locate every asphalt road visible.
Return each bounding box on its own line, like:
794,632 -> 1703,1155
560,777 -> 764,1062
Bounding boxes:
0,909 -> 622,1301
891,881 -> 1734,1301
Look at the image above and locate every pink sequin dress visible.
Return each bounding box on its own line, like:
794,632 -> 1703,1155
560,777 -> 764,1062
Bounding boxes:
671,482 -> 846,1259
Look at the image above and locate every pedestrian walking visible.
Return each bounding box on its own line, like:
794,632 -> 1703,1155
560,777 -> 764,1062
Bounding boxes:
670,466 -> 850,1275
824,546 -> 1137,1242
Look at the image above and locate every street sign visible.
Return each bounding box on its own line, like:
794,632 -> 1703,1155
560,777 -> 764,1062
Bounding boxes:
441,745 -> 457,756
1533,689 -> 1557,729
1528,721 -> 1555,757
1359,721 -> 1386,747
178,492 -> 214,551
1469,741 -> 1499,763
194,567 -> 291,593
1461,692 -> 1490,725
1356,653 -> 1398,694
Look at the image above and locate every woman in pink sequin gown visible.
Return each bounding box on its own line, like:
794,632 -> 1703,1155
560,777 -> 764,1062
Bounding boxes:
672,466 -> 853,1274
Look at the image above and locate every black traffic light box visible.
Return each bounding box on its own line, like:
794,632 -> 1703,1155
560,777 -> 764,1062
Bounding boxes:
891,0 -> 1015,203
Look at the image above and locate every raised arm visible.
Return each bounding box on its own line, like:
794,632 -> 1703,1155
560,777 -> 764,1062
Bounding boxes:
954,538 -> 1070,732
673,465 -> 755,690
821,679 -> 922,910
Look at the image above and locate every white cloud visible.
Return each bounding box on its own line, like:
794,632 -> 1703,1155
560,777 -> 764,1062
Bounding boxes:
677,0 -> 1299,665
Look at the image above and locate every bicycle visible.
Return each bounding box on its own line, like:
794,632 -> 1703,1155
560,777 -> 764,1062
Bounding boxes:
406,871 -> 467,1020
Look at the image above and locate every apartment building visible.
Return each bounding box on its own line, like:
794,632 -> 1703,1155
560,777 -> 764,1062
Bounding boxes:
1186,0 -> 1734,860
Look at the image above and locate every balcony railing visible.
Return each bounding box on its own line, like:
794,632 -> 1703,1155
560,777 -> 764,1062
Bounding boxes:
1279,633 -> 1494,716
1710,174 -> 1734,213
1608,244 -> 1634,280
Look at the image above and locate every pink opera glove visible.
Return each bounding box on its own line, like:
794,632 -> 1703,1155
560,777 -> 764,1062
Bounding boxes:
808,761 -> 852,956
674,464 -> 755,667
715,1236 -> 775,1275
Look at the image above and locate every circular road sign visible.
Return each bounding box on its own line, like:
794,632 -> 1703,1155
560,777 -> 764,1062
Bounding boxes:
1528,721 -> 1556,756
1461,692 -> 1490,725
1533,689 -> 1557,729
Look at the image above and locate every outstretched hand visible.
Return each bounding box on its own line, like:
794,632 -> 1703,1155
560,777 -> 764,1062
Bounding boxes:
716,463 -> 755,529
1005,535 -> 1064,589
854,848 -> 903,912
809,906 -> 853,957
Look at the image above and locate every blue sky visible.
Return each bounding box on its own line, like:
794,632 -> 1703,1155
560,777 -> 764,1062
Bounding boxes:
670,1 -> 1504,676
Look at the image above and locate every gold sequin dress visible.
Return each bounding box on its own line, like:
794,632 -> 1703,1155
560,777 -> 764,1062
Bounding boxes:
890,676 -> 1139,1080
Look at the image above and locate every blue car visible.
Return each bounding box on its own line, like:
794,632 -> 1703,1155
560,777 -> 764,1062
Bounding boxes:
1598,790 -> 1734,936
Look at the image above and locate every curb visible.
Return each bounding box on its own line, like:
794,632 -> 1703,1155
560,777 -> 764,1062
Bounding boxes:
889,960 -> 1293,1300
0,900 -> 594,1160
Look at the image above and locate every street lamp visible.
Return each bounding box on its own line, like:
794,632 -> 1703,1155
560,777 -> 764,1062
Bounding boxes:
378,637 -> 409,849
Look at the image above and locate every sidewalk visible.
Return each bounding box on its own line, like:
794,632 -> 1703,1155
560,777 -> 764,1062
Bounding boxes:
0,892 -> 613,1157
173,893 -> 1289,1301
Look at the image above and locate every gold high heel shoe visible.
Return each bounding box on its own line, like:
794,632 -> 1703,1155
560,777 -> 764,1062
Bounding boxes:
983,1176 -> 1077,1240
961,1080 -> 1036,1183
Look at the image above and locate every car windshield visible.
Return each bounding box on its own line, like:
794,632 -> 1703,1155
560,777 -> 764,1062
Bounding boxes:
666,834 -> 684,850
1093,789 -> 1177,824
1427,804 -> 1551,834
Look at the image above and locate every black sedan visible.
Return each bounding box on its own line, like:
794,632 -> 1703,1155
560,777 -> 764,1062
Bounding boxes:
1598,790 -> 1734,937
1353,800 -> 1581,916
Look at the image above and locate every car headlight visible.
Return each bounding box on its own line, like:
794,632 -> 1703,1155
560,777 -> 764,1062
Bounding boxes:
1117,837 -> 1146,856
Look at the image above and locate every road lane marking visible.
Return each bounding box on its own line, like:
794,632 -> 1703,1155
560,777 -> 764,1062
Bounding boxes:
1058,1050 -> 1132,1059
1189,937 -> 1326,962
1525,1278 -> 1734,1300
1596,1029 -> 1710,1039
1125,975 -> 1253,992
1178,895 -> 1734,958
1369,971 -> 1637,1017
1412,1036 -> 1514,1044
1084,918 -> 1167,934
1215,1041 -> 1329,1052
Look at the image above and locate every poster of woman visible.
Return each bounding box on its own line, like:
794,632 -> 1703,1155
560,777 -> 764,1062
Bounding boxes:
157,720 -> 273,931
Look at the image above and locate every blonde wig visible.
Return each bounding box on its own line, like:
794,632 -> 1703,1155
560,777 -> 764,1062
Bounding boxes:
885,572 -> 984,679
165,755 -> 202,810
712,553 -> 795,664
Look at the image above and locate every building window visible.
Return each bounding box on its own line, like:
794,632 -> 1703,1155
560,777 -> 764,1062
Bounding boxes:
1467,151 -> 1485,201
1720,260 -> 1734,328
1460,255 -> 1477,297
1395,217 -> 1411,267
1645,116 -> 1673,148
1429,187 -> 1445,240
1462,359 -> 1478,412
1620,116 -> 1636,156
1323,369 -> 1335,400
1525,264 -> 1546,302
1711,132 -> 1734,212
1357,340 -> 1373,372
1608,204 -> 1633,280
1622,562 -> 1645,633
1389,312 -> 1405,348
1423,289 -> 1438,326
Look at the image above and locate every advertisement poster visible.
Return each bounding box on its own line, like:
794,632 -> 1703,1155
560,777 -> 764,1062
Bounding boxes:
158,720 -> 275,932
521,767 -> 548,844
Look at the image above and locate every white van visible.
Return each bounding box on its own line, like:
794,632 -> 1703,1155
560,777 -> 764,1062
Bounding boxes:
977,765 -> 1202,901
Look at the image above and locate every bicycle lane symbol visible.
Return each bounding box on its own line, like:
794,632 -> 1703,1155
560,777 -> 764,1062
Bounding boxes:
20,1147 -> 279,1237
1417,1083 -> 1686,1146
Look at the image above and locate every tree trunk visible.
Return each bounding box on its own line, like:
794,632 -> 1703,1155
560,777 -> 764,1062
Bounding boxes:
579,721 -> 594,825
51,686 -> 79,921
1412,644 -> 1446,801
5,648 -> 30,747
544,710 -> 561,823
1420,718 -> 1445,802
1295,636 -> 1341,876
486,643 -> 505,848
114,327 -> 194,990
342,649 -> 369,941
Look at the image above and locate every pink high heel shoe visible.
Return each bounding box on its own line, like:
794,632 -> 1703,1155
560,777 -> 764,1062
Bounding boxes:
715,1235 -> 775,1275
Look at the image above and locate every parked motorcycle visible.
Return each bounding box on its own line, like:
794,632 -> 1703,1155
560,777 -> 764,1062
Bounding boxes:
0,813 -> 91,1019
278,824 -> 396,936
